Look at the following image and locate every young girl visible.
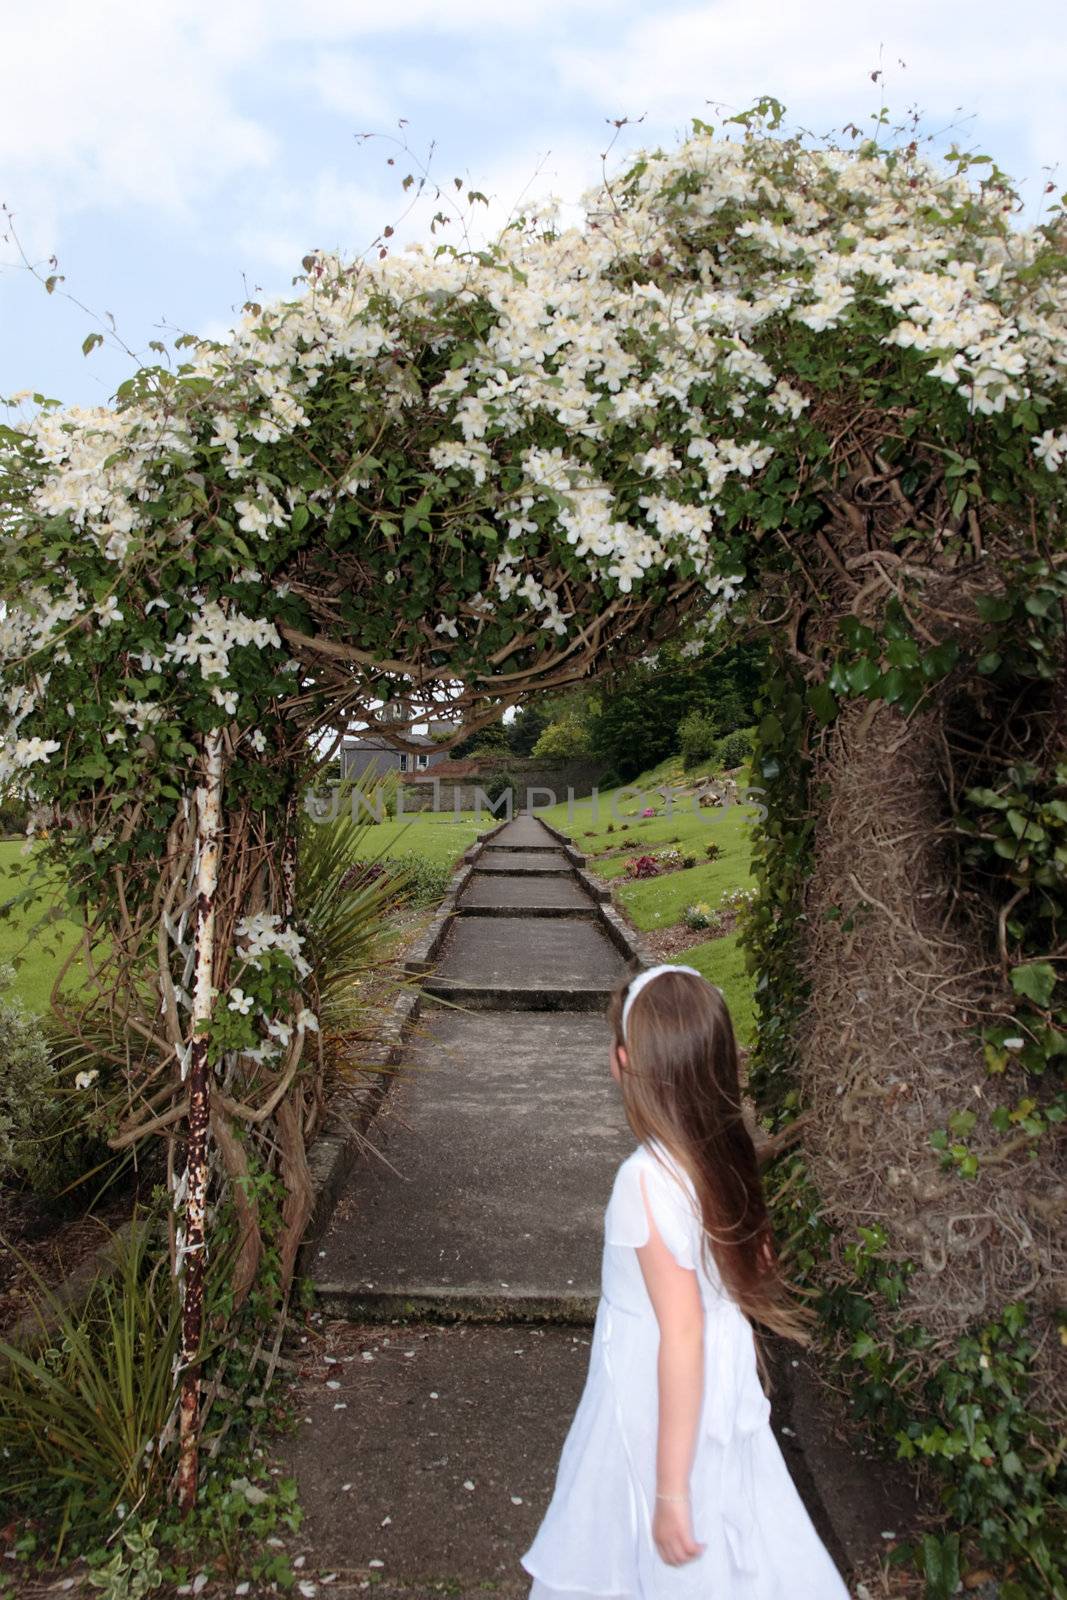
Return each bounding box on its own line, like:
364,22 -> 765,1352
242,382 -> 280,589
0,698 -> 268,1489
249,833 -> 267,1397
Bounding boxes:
519,963 -> 851,1599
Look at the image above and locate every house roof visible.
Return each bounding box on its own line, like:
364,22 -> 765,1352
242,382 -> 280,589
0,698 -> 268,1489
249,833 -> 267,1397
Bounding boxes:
398,756 -> 485,781
342,732 -> 440,750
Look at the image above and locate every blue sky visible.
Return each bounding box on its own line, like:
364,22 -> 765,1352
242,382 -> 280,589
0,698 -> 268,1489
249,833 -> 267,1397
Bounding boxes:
3,0 -> 1064,413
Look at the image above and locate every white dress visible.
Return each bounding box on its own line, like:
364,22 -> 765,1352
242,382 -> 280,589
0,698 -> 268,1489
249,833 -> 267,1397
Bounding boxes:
519,1138 -> 851,1599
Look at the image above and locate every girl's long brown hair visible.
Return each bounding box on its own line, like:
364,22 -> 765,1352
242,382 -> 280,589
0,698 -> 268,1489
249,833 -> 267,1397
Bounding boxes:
608,966 -> 813,1347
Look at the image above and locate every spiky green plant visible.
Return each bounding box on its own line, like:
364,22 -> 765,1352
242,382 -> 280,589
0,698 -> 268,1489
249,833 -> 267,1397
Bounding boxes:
0,1214 -> 184,1547
296,769 -> 420,1034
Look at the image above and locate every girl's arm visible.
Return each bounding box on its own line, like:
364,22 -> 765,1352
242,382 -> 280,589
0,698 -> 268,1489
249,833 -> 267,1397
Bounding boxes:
634,1168 -> 707,1566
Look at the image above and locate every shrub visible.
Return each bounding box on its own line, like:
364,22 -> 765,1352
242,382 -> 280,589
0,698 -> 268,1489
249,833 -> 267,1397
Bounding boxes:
480,767 -> 515,810
678,710 -> 720,769
19,1091 -> 120,1207
705,841 -> 723,861
717,727 -> 755,770
625,855 -> 660,879
386,850 -> 453,907
0,964 -> 57,1180
0,793 -> 29,836
683,902 -> 722,931
681,854 -> 697,869
718,885 -> 759,939
531,714 -> 592,760
338,859 -> 390,893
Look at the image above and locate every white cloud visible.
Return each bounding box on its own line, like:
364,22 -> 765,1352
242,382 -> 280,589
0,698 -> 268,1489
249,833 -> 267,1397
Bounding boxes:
1,0 -> 621,262
1,2 -> 276,238
554,0 -> 1066,191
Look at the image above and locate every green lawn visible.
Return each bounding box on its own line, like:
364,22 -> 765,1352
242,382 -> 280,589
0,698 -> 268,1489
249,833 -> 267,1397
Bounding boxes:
0,811 -> 496,1015
671,932 -> 756,1048
349,808 -> 493,868
0,841 -> 87,1014
537,767 -> 759,1048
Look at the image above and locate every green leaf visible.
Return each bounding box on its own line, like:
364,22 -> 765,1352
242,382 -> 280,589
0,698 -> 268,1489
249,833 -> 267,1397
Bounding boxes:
975,593 -> 1013,623
921,1531 -> 961,1600
1009,962 -> 1056,1007
847,657 -> 880,694
82,332 -> 104,357
807,683 -> 838,726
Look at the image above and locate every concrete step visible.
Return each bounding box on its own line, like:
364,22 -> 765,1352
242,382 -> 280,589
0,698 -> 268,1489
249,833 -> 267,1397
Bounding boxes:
490,816 -> 563,848
420,980 -> 616,1011
454,903 -> 598,921
458,872 -> 596,912
311,1009 -> 629,1310
427,915 -> 627,997
314,1283 -> 596,1322
474,849 -> 573,874
274,1318 -> 916,1597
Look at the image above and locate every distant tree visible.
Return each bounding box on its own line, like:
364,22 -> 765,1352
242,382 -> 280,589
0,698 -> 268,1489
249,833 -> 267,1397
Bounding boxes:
450,721 -> 511,760
531,714 -> 593,761
589,639 -> 766,780
506,703 -> 550,756
678,710 -> 720,769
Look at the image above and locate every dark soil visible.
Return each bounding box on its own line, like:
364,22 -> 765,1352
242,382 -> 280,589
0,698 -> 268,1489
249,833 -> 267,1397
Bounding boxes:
0,1178 -> 136,1332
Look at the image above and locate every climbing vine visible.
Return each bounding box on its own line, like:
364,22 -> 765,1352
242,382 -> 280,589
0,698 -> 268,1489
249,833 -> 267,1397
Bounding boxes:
744,560 -> 1065,1590
1,99 -> 1064,1570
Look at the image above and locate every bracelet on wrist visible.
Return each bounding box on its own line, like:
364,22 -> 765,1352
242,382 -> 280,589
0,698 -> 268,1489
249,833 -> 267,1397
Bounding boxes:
655,1491 -> 689,1502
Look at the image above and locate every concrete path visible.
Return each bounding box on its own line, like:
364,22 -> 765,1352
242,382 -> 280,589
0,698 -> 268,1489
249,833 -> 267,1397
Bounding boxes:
278,815 -> 918,1598
312,816 -> 632,1316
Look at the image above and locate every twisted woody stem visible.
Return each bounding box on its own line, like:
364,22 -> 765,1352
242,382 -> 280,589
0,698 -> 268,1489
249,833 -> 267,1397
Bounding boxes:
175,724 -> 224,1512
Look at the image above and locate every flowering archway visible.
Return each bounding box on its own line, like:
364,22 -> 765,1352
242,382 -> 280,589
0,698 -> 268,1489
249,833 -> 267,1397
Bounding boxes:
2,104 -> 1063,1573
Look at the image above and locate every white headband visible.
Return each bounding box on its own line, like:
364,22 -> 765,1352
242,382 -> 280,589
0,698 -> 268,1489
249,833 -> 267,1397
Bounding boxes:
620,963 -> 720,1043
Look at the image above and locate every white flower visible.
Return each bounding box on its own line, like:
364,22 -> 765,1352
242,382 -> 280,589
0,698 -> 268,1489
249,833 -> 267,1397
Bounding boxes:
1032,429 -> 1066,471
12,737 -> 60,766
75,1069 -> 99,1089
247,728 -> 267,752
95,594 -> 123,626
228,988 -> 254,1015
434,615 -> 459,638
635,446 -> 680,480
212,687 -> 239,715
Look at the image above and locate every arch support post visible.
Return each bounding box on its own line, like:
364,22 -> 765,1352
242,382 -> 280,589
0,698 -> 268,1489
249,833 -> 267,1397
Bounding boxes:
175,725 -> 225,1513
